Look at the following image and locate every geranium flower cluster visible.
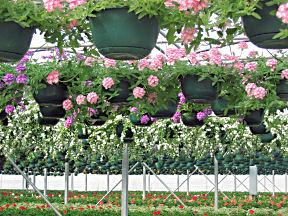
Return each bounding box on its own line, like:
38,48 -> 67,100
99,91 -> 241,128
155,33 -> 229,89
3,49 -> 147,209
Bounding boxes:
180,27 -> 197,44
277,3 -> 288,24
165,0 -> 208,13
245,83 -> 267,100
43,0 -> 86,12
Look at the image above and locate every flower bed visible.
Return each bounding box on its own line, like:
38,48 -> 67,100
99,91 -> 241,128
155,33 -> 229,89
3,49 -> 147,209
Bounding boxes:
1,190 -> 288,215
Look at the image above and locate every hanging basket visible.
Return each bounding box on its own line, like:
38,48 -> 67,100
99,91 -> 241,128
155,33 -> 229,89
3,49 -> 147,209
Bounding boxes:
249,123 -> 267,135
0,22 -> 35,62
116,123 -> 134,143
89,7 -> 160,60
34,84 -> 68,105
90,112 -> 108,126
244,109 -> 264,126
0,155 -> 5,171
211,97 -> 235,117
181,112 -> 204,127
276,79 -> 288,101
38,117 -> 59,126
108,80 -> 130,104
242,1 -> 288,49
151,102 -> 177,119
39,105 -> 66,118
260,132 -> 275,143
180,74 -> 217,103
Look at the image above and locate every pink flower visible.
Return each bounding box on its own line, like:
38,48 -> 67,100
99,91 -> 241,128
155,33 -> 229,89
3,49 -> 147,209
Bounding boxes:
63,99 -> 73,111
47,70 -> 60,85
76,95 -> 86,105
87,92 -> 99,104
245,62 -> 257,72
84,57 -> 95,67
245,83 -> 257,97
64,116 -> 73,128
43,0 -> 62,12
102,77 -> 115,89
138,59 -> 149,70
130,107 -> 138,113
239,41 -> 248,49
180,27 -> 197,44
253,87 -> 267,100
68,20 -> 78,29
147,75 -> 159,87
148,58 -> 163,71
133,87 -> 145,99
187,52 -> 198,65
281,69 -> 288,79
66,0 -> 87,10
248,51 -> 258,58
266,59 -> 277,71
104,58 -> 116,68
165,48 -> 185,65
234,62 -> 244,71
277,3 -> 288,24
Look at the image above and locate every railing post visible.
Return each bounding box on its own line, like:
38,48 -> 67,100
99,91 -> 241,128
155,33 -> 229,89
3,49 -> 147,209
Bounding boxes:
44,168 -> 47,196
143,166 -> 146,199
64,162 -> 69,205
121,142 -> 129,216
214,156 -> 218,210
249,165 -> 257,197
187,170 -> 189,195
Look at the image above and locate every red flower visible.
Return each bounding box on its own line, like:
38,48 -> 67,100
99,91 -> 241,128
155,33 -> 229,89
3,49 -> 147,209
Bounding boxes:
249,209 -> 255,214
63,210 -> 67,215
178,205 -> 184,209
78,207 -> 85,211
153,210 -> 161,215
19,206 -> 27,210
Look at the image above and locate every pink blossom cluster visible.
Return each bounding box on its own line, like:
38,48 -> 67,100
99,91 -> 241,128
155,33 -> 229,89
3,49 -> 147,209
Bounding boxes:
238,41 -> 248,49
138,54 -> 165,71
234,62 -> 244,71
66,0 -> 86,10
43,0 -> 86,12
166,48 -> 186,65
102,77 -> 115,89
165,0 -> 208,13
281,69 -> 288,79
147,75 -> 159,87
209,48 -> 222,65
277,3 -> 288,23
266,59 -> 277,71
245,83 -> 267,100
104,58 -> 117,68
63,99 -> 73,111
147,92 -> 157,104
180,27 -> 197,44
133,87 -> 145,99
47,70 -> 60,85
245,62 -> 257,72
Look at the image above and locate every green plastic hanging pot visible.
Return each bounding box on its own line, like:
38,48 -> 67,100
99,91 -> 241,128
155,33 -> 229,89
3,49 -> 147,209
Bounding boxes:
276,79 -> 288,101
181,112 -> 204,127
180,74 -> 217,103
0,22 -> 35,62
151,102 -> 178,119
34,84 -> 68,105
260,132 -> 275,143
39,105 -> 66,118
244,109 -> 264,126
89,8 -> 160,60
38,117 -> 59,126
242,1 -> 288,49
249,123 -> 267,134
211,97 -> 235,117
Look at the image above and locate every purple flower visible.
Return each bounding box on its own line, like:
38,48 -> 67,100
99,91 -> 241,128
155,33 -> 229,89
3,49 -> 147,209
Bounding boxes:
130,107 -> 138,113
172,111 -> 181,123
203,108 -> 213,116
88,107 -> 97,116
178,92 -> 186,104
19,56 -> 29,64
16,74 -> 28,84
85,80 -> 93,87
140,115 -> 150,124
151,117 -> 157,123
196,112 -> 207,121
76,53 -> 85,61
15,64 -> 27,73
0,81 -> 4,89
25,51 -> 34,56
5,105 -> 15,115
64,116 -> 73,128
3,73 -> 15,85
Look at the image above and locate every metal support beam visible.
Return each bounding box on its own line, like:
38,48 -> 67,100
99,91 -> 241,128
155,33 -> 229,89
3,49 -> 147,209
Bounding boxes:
148,172 -> 151,192
214,156 -> 218,210
143,162 -> 186,207
121,143 -> 129,216
64,162 -> 69,205
85,173 -> 88,192
249,166 -> 257,196
107,171 -> 110,192
234,174 -> 236,192
71,173 -> 74,191
285,173 -> 287,193
187,170 -> 189,195
6,156 -> 62,216
143,166 -> 146,199
272,170 -> 275,196
177,175 -> 180,192
44,168 -> 47,196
